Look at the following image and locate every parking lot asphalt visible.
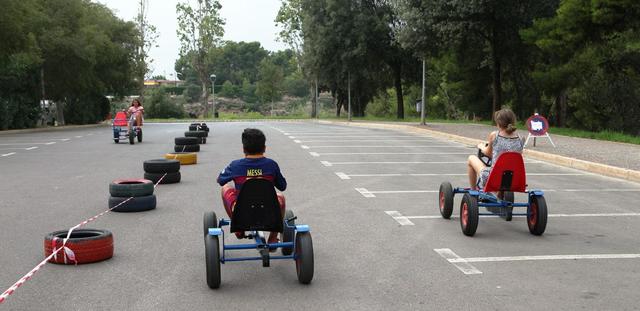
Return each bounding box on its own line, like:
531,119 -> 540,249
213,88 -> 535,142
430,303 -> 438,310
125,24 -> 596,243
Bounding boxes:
1,121 -> 639,310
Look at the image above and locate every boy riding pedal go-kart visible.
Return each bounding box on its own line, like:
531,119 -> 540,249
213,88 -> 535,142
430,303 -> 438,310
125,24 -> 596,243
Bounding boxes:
203,128 -> 314,288
439,109 -> 548,236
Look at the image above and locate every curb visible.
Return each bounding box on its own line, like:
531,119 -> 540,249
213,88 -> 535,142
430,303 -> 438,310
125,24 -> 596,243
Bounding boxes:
318,120 -> 640,184
0,123 -> 108,135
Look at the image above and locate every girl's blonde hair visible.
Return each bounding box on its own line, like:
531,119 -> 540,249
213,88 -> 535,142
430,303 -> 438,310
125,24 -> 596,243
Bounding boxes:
494,108 -> 517,134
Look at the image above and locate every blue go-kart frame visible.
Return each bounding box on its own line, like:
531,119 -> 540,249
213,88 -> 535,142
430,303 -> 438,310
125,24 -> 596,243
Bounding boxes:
203,179 -> 314,289
112,111 -> 142,144
438,151 -> 548,236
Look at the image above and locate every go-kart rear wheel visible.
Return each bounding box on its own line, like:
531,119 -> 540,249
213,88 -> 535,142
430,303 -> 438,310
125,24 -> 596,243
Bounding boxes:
137,128 -> 142,142
204,235 -> 221,289
295,232 -> 314,284
281,210 -> 295,256
114,139 -> 119,143
528,195 -> 547,236
439,182 -> 454,219
129,131 -> 135,145
203,211 -> 218,236
460,193 -> 479,236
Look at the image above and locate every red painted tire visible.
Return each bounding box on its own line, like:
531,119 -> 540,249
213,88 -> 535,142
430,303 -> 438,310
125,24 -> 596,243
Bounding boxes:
44,229 -> 113,264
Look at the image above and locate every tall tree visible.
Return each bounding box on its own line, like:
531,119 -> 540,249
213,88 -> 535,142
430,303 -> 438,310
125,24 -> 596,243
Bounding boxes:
134,0 -> 158,101
176,0 -> 225,117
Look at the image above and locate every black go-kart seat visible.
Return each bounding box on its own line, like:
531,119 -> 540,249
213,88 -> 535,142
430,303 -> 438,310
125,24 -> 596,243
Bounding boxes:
230,178 -> 283,234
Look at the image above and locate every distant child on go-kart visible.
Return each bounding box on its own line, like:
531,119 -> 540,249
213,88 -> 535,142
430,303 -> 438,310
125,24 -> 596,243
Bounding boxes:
217,128 -> 287,244
127,99 -> 144,132
467,108 -> 524,192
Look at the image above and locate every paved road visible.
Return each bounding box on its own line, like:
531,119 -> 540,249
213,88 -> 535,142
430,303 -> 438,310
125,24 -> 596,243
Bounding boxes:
1,122 -> 639,310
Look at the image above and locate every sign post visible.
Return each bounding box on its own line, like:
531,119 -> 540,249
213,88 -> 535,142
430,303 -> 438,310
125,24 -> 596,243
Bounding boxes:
525,113 -> 556,148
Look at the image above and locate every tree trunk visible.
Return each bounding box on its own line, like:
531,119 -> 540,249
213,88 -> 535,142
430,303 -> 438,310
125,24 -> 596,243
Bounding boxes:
555,90 -> 567,127
56,101 -> 65,126
336,96 -> 343,117
201,80 -> 209,117
393,63 -> 404,119
310,84 -> 317,118
491,32 -> 502,118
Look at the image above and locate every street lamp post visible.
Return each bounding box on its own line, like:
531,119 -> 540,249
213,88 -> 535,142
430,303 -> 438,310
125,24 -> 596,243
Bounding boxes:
209,74 -> 216,118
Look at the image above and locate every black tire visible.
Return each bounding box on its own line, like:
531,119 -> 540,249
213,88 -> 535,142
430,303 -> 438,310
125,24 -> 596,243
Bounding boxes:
190,123 -> 209,132
109,179 -> 154,197
203,211 -> 218,236
109,194 -> 156,212
129,131 -> 135,144
114,139 -> 119,143
460,193 -> 479,236
185,131 -> 207,138
205,235 -> 221,289
503,191 -> 514,221
137,128 -> 142,142
144,171 -> 181,184
143,159 -> 180,174
439,182 -> 454,219
175,137 -> 199,145
528,195 -> 548,236
199,137 -> 207,144
295,232 -> 314,284
44,229 -> 113,264
174,144 -> 200,152
282,210 -> 295,256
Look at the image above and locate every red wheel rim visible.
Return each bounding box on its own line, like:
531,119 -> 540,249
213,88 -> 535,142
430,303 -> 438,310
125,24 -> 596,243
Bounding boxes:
528,201 -> 538,227
461,202 -> 468,227
439,192 -> 445,212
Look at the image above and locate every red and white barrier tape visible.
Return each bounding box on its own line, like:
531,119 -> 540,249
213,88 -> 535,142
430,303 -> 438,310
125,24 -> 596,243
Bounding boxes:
0,173 -> 167,304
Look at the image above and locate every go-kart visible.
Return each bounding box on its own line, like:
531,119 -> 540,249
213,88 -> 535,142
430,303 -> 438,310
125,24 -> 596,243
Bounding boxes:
203,178 -> 314,289
439,150 -> 548,236
112,111 -> 142,144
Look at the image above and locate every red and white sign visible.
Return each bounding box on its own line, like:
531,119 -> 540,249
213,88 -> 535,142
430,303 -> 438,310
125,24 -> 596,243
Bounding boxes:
526,113 -> 550,136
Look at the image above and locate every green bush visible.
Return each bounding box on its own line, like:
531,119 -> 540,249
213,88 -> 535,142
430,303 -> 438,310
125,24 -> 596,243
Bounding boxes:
145,88 -> 185,119
219,80 -> 240,98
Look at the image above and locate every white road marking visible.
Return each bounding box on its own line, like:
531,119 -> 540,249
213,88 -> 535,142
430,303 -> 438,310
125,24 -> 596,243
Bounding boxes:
363,188 -> 640,195
355,188 -> 376,198
301,145 -> 310,149
60,138 -> 70,141
304,145 -> 467,148
385,211 -> 415,226
460,253 -> 640,263
0,142 -> 56,146
26,147 -> 38,150
309,152 -> 320,157
0,147 -> 36,151
87,133 -> 93,136
313,152 -> 469,156
335,173 -> 585,178
1,152 -> 16,157
283,133 -> 290,135
294,140 -> 301,143
45,142 -> 56,145
434,249 -> 483,275
402,213 -> 640,220
75,136 -> 83,138
299,139 -> 439,143
320,161 -> 466,166
289,136 -> 296,139
335,172 -> 350,180
290,135 -> 422,138
320,161 -> 332,167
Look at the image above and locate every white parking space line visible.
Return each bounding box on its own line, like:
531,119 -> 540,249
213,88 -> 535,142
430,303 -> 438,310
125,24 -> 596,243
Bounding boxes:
322,161 -> 466,166
336,173 -> 585,178
26,147 -> 38,150
362,188 -> 640,196
1,152 -> 16,157
290,135 -> 424,138
301,145 -> 310,149
75,136 -> 83,138
321,161 -> 332,167
309,152 -> 320,157
305,145 -> 468,148
335,172 -> 350,180
0,142 -> 56,146
434,249 -> 483,275
355,188 -> 376,198
397,213 -> 640,220
385,211 -> 415,225
293,140 -> 301,143
46,142 -> 56,145
299,139 -> 440,143
314,152 -> 469,156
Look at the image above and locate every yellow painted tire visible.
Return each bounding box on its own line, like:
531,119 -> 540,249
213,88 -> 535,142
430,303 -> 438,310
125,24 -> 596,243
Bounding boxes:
164,152 -> 197,165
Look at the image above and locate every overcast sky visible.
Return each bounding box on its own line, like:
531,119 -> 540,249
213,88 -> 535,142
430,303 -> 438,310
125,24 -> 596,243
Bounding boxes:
98,0 -> 288,78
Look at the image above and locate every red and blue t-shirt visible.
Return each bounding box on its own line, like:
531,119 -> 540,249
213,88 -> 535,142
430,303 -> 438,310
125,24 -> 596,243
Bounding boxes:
217,157 -> 287,191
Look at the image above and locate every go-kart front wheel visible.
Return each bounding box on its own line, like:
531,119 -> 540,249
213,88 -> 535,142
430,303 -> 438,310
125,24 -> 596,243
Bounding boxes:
282,210 -> 295,256
460,193 -> 479,236
114,139 -> 119,143
137,128 -> 142,142
129,131 -> 135,145
295,232 -> 314,284
439,182 -> 454,219
204,234 -> 221,289
528,195 -> 547,236
203,211 -> 218,237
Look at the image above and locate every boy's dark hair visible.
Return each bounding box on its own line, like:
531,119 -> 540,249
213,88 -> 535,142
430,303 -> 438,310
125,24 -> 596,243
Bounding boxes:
242,128 -> 266,155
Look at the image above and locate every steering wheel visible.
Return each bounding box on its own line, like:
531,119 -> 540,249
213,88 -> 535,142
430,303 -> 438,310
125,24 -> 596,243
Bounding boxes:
478,145 -> 492,167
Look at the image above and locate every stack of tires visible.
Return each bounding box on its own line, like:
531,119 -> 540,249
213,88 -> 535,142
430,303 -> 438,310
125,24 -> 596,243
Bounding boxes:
108,179 -> 157,212
175,137 -> 200,152
143,159 -> 181,184
186,124 -> 208,145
